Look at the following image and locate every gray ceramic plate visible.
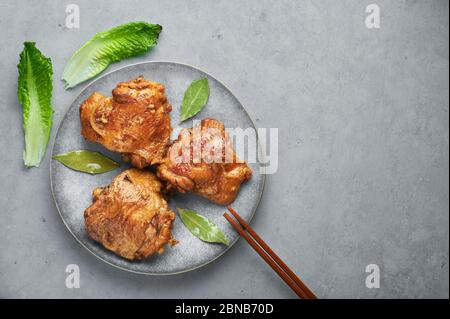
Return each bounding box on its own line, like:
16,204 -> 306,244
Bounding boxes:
51,61 -> 265,275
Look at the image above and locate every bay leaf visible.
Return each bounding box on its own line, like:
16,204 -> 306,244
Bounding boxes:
52,150 -> 120,174
180,78 -> 209,122
177,208 -> 229,245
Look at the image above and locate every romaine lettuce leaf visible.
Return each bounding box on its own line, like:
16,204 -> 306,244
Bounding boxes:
62,22 -> 162,89
17,42 -> 53,167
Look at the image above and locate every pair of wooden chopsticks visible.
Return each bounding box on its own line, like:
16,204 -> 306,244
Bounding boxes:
224,207 -> 317,299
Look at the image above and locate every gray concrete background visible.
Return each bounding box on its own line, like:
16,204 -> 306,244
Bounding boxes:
0,0 -> 448,298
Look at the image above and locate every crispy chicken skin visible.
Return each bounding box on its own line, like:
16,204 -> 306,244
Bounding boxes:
80,76 -> 172,168
157,118 -> 252,205
84,169 -> 177,260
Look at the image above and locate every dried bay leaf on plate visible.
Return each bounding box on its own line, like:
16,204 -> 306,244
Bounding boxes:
53,150 -> 120,174
178,208 -> 229,245
180,78 -> 209,121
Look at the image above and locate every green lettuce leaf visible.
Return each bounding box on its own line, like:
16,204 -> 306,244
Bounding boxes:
62,22 -> 162,89
17,42 -> 53,167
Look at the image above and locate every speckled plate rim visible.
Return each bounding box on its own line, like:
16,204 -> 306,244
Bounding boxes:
50,61 -> 266,275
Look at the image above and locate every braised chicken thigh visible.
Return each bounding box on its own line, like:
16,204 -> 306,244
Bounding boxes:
84,168 -> 177,260
80,76 -> 172,168
157,118 -> 252,205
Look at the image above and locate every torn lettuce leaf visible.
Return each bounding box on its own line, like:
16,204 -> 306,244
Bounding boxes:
17,42 -> 53,167
62,22 -> 162,89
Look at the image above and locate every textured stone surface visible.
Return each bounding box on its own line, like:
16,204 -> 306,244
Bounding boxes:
0,0 -> 448,298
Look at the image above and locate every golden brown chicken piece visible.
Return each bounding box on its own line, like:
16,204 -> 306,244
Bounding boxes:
157,118 -> 252,205
84,168 -> 177,260
80,76 -> 172,168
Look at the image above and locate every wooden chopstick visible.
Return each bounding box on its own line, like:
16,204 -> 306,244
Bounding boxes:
224,207 -> 317,299
227,207 -> 317,299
